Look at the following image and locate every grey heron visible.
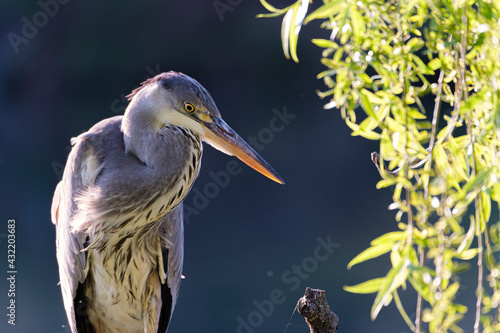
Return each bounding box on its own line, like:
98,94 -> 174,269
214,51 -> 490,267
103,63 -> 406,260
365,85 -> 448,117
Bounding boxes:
51,71 -> 283,333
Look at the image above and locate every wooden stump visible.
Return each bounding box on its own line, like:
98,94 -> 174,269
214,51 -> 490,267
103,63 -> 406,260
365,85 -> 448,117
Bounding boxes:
297,287 -> 339,333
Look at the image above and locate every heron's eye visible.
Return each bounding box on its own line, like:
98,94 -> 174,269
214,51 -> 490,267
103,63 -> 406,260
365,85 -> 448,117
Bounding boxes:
184,102 -> 196,113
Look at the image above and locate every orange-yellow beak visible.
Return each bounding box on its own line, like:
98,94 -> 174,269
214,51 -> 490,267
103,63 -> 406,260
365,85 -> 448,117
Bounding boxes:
202,117 -> 284,184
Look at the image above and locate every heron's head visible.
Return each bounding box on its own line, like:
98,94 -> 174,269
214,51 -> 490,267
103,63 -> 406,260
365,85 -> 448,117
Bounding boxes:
124,71 -> 284,184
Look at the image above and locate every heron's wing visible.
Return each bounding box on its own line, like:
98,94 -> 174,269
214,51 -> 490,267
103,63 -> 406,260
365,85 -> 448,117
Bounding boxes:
158,204 -> 185,333
52,128 -> 108,333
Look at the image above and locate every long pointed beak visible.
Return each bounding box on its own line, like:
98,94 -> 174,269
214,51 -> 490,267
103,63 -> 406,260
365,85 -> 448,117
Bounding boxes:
202,117 -> 284,184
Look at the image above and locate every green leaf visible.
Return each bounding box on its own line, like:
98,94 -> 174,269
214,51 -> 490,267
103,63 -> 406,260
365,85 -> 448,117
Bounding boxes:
481,191 -> 491,222
428,58 -> 442,70
333,47 -> 344,63
352,129 -> 381,140
393,290 -> 416,331
350,4 -> 365,43
376,178 -> 396,189
371,231 -> 408,245
358,113 -> 378,132
303,0 -> 346,24
434,144 -> 450,175
348,241 -> 394,269
461,88 -> 489,114
361,89 -> 385,105
371,258 -> 409,319
457,248 -> 479,260
456,216 -> 475,254
462,166 -> 494,194
257,12 -> 289,18
410,53 -> 434,75
381,130 -> 396,158
345,118 -> 360,132
360,89 -> 378,121
408,108 -> 427,120
259,0 -> 290,14
281,7 -> 294,61
443,282 -> 460,299
405,37 -> 422,51
280,0 -> 308,63
386,117 -> 406,133
344,277 -> 385,294
317,69 -> 336,79
408,275 -> 434,304
287,8 -> 300,63
311,38 -> 338,48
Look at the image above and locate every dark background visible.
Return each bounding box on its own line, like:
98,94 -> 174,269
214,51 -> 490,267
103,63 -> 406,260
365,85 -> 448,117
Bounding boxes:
0,1 -> 476,332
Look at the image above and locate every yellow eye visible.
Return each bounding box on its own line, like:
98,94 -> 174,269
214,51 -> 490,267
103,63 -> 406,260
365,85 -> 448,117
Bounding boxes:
184,102 -> 195,113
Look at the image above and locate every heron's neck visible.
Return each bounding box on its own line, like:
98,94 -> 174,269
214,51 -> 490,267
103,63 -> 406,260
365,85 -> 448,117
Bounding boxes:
121,103 -> 163,166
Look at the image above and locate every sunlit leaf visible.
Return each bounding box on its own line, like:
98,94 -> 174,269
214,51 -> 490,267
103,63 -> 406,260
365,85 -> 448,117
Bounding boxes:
456,217 -> 475,254
360,89 -> 378,121
348,242 -> 394,269
457,248 -> 479,260
304,0 -> 346,24
350,4 -> 365,43
280,0 -> 309,63
311,38 -> 338,48
480,191 -> 491,222
352,129 -> 381,140
377,178 -> 397,189
462,167 -> 494,194
371,259 -> 409,319
461,88 -> 489,114
408,108 -> 427,120
393,290 -> 416,331
411,53 -> 434,75
408,275 -> 434,304
258,0 -> 290,14
281,8 -> 293,60
344,277 -> 385,294
386,117 -> 406,133
371,231 -> 408,245
443,282 -> 460,299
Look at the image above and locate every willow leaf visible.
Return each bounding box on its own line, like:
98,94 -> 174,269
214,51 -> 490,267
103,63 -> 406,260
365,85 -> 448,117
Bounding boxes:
344,277 -> 385,294
348,241 -> 394,269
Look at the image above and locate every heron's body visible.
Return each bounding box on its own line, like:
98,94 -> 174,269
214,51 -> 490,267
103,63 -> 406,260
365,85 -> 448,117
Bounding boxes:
52,72 -> 283,333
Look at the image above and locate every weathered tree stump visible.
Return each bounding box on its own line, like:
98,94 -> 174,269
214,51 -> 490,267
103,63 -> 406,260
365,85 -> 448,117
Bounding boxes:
297,287 -> 339,333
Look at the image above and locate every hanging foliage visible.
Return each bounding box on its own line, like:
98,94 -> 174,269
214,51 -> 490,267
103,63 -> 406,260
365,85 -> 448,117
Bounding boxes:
260,0 -> 500,332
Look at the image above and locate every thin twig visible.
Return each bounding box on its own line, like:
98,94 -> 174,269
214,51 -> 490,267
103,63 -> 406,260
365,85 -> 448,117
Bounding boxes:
440,32 -> 459,143
283,304 -> 299,333
429,69 -> 445,151
414,59 -> 446,333
414,68 -> 445,333
456,4 -> 482,332
483,225 -> 500,320
415,247 -> 426,333
474,199 -> 484,333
